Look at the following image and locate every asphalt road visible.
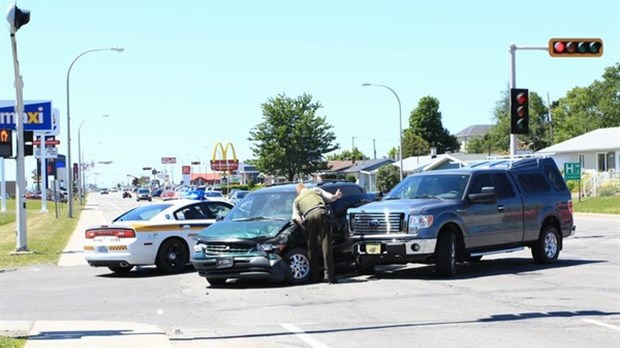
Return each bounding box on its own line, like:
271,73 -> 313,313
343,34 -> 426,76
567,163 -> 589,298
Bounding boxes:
1,193 -> 619,348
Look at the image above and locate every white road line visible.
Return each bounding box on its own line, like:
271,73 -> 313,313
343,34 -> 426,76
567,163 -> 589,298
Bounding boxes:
281,323 -> 331,348
582,319 -> 620,331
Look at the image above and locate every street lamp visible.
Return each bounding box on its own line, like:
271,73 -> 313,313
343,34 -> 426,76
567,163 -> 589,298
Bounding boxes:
362,83 -> 404,181
66,47 -> 123,217
78,115 -> 109,204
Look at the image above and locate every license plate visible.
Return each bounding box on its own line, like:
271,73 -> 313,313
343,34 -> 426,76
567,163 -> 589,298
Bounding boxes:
216,257 -> 233,269
366,243 -> 381,255
96,246 -> 108,253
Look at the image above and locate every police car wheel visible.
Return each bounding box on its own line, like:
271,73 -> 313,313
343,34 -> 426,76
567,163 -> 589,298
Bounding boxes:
156,238 -> 189,274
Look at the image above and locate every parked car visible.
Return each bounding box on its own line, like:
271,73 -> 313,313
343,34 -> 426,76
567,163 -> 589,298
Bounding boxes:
122,190 -> 132,199
136,188 -> 152,202
192,181 -> 372,286
203,191 -> 227,202
100,188 -> 109,195
84,199 -> 233,274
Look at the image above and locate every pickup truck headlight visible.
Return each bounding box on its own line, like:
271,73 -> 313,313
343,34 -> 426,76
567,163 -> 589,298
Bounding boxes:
408,215 -> 434,235
193,244 -> 206,254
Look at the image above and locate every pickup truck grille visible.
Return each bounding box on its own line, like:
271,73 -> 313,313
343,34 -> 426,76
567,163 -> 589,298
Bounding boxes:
350,212 -> 404,234
205,243 -> 252,254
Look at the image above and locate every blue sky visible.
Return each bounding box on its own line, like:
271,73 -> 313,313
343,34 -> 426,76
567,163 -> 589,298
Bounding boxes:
0,0 -> 618,188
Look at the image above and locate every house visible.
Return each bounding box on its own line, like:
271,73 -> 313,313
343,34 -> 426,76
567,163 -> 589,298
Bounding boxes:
338,159 -> 395,192
537,127 -> 620,173
455,124 -> 494,153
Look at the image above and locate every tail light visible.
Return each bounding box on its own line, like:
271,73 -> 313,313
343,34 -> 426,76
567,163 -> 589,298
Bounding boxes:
85,228 -> 136,239
568,200 -> 574,216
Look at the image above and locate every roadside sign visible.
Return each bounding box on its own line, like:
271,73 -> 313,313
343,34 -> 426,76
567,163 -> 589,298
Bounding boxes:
35,146 -> 58,159
161,157 -> 177,164
0,100 -> 54,131
564,162 -> 581,181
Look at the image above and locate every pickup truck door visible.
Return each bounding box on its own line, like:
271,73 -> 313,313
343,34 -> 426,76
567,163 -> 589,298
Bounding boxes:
491,173 -> 524,244
463,173 -> 506,248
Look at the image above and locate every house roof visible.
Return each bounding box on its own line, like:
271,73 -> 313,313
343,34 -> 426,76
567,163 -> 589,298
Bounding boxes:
326,160 -> 355,172
341,158 -> 395,173
455,124 -> 494,139
537,127 -> 620,154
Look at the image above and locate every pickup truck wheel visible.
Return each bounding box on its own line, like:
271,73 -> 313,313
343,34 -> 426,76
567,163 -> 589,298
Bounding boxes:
285,248 -> 311,284
436,231 -> 457,277
356,257 -> 375,275
532,225 -> 560,264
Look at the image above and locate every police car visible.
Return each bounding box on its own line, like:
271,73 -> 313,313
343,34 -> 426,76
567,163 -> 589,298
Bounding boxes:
84,199 -> 233,274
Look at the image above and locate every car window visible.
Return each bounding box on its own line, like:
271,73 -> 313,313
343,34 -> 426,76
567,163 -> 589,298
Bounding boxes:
544,165 -> 568,191
468,174 -> 494,194
492,173 -> 516,198
517,173 -> 551,193
201,202 -> 232,220
113,203 -> 173,222
175,204 -> 206,220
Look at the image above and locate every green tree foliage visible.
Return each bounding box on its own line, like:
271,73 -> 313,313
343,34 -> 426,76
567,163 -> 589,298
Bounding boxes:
552,63 -> 620,143
375,164 -> 400,193
327,148 -> 369,161
249,93 -> 339,181
402,129 -> 430,157
409,96 -> 460,153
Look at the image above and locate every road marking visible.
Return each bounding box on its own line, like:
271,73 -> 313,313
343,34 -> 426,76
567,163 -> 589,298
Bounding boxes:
582,319 -> 620,331
281,323 -> 330,348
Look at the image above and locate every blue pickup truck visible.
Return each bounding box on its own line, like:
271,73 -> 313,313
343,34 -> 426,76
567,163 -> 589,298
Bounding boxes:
347,157 -> 575,277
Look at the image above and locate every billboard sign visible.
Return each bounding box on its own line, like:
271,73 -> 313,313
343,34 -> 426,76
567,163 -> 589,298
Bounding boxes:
0,100 -> 54,131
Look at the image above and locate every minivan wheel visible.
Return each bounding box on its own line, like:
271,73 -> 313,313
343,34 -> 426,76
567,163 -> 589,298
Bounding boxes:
284,248 -> 311,284
532,225 -> 560,264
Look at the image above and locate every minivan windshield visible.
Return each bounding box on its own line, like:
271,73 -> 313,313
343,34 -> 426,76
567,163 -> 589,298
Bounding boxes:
225,191 -> 295,222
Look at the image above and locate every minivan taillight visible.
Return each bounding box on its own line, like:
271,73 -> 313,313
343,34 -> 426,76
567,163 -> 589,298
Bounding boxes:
85,228 -> 136,239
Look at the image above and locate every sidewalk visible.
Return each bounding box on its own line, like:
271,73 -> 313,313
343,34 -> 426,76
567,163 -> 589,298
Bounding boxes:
1,195 -> 173,348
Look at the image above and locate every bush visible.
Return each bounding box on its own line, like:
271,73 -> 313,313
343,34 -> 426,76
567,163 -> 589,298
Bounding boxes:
345,174 -> 357,183
598,182 -> 619,197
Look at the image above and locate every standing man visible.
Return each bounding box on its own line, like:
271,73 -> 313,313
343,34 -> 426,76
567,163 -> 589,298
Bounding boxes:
292,182 -> 342,284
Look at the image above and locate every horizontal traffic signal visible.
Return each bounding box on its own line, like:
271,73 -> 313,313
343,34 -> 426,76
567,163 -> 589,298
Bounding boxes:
549,38 -> 603,57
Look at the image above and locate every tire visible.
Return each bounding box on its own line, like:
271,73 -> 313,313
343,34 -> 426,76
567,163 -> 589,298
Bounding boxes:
108,265 -> 133,273
532,225 -> 560,264
156,238 -> 189,274
284,248 -> 311,284
436,231 -> 457,277
206,277 -> 227,286
356,257 -> 375,275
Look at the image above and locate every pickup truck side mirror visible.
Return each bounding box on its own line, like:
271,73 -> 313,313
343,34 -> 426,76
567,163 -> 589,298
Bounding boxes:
468,186 -> 496,204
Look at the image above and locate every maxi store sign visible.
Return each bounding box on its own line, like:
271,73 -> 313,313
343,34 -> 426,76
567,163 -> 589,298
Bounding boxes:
0,100 -> 54,132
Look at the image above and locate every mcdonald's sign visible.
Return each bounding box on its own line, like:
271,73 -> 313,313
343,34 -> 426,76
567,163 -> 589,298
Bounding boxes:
210,142 -> 239,171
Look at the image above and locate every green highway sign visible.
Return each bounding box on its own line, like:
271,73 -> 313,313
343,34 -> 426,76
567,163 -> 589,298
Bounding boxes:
564,162 -> 581,181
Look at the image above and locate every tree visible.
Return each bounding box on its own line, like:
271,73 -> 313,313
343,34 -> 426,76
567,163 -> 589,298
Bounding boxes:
327,148 -> 369,161
375,164 -> 400,193
249,93 -> 339,181
408,96 -> 460,153
402,129 -> 430,157
552,63 -> 620,143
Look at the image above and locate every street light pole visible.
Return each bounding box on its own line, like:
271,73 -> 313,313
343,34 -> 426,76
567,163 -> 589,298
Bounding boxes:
78,115 -> 109,205
66,47 -> 123,217
362,83 -> 404,181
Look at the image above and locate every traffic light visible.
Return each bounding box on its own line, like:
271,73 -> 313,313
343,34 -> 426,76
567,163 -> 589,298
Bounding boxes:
548,38 -> 603,57
0,129 -> 13,158
6,4 -> 31,32
24,131 -> 34,156
510,88 -> 529,135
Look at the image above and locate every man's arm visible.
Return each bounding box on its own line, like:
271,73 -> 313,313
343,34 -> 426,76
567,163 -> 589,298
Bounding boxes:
316,188 -> 342,202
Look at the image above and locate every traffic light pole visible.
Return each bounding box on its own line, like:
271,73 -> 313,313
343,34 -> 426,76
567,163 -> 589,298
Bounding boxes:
508,44 -> 547,156
9,32 -> 28,252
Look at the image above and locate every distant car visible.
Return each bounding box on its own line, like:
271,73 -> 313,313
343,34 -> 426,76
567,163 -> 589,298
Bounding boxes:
84,199 -> 234,274
136,188 -> 152,202
203,191 -> 227,202
122,191 -> 132,199
151,189 -> 163,197
100,188 -> 109,195
228,190 -> 249,205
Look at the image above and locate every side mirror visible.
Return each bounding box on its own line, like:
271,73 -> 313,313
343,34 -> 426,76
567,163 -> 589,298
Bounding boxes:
468,186 -> 496,204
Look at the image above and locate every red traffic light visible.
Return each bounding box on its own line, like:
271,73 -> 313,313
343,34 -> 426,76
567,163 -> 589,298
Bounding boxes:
549,38 -> 603,57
